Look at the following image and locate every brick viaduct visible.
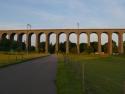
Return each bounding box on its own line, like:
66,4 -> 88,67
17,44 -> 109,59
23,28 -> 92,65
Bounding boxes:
0,29 -> 124,54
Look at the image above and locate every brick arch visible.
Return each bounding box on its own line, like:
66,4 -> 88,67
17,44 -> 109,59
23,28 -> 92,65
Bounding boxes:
37,32 -> 47,52
58,32 -> 67,53
10,33 -> 18,41
28,33 -> 36,50
0,29 -> 124,54
18,33 -> 26,43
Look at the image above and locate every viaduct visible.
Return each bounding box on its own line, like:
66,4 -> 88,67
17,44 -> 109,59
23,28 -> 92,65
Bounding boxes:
0,29 -> 124,55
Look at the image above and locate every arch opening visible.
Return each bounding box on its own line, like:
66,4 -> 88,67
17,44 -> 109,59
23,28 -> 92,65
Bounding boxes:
17,33 -> 26,51
10,33 -> 17,41
123,33 -> 125,53
28,33 -> 36,51
112,33 -> 118,53
90,33 -> 98,52
48,33 -> 56,54
38,33 -> 46,53
69,33 -> 77,53
59,33 -> 66,53
79,33 -> 88,53
101,33 -> 108,53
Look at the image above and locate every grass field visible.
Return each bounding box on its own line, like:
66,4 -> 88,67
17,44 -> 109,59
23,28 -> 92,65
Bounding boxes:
0,52 -> 46,68
57,54 -> 125,94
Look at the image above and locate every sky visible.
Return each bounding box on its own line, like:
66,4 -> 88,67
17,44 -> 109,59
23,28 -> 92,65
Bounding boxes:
1,0 -> 125,45
0,0 -> 125,29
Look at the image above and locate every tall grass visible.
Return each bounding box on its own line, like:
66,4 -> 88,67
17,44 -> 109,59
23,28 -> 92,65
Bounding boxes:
0,52 -> 46,68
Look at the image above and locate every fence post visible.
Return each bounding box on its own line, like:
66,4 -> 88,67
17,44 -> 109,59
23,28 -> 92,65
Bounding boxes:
16,56 -> 17,61
8,55 -> 9,63
22,55 -> 23,61
124,81 -> 125,94
82,63 -> 86,94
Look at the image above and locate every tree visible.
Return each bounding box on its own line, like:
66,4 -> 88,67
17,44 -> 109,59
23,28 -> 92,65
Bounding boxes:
59,42 -> 66,52
123,41 -> 125,53
0,38 -> 11,51
29,46 -> 35,51
80,43 -> 88,53
88,42 -> 98,53
112,40 -> 118,53
39,42 -> 45,52
49,43 -> 55,54
0,38 -> 26,52
102,43 -> 108,53
69,41 -> 77,53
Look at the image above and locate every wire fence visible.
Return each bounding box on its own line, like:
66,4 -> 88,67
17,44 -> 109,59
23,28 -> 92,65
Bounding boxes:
62,54 -> 85,94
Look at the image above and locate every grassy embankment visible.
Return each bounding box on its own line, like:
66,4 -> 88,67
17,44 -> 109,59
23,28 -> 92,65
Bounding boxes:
0,52 -> 47,68
56,54 -> 125,94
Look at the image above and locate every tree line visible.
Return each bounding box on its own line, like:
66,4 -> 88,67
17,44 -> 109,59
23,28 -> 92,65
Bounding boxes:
0,38 -> 125,54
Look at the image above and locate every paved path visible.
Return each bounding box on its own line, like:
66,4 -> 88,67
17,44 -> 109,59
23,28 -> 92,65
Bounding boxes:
0,55 -> 57,94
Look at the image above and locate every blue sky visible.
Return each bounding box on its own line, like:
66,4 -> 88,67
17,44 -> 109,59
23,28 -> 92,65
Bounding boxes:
0,0 -> 125,29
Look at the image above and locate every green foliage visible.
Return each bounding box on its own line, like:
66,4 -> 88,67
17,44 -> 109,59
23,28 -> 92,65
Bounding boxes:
102,43 -> 108,53
69,41 -> 77,53
39,42 -> 45,52
90,42 -> 98,52
112,40 -> 118,53
59,42 -> 66,52
28,46 -> 35,51
123,41 -> 125,53
80,43 -> 88,53
102,41 -> 118,53
0,38 -> 121,54
0,38 -> 26,52
86,46 -> 94,54
0,38 -> 11,51
49,43 -> 55,54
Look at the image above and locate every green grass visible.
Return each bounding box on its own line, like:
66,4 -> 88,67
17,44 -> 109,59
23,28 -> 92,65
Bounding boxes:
84,56 -> 125,94
57,54 -> 125,94
0,52 -> 47,68
56,54 -> 83,94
